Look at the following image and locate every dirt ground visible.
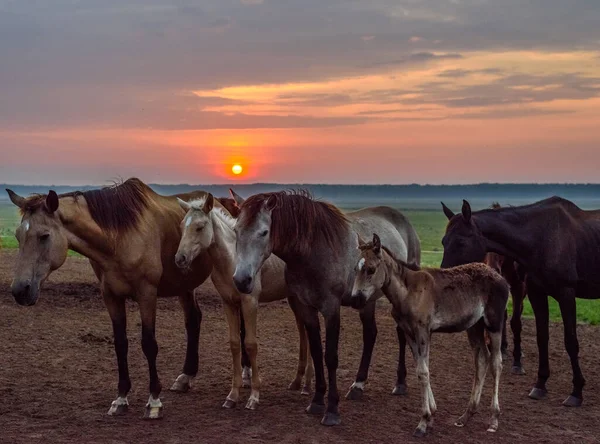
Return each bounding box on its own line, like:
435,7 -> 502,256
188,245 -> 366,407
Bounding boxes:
1,250 -> 600,444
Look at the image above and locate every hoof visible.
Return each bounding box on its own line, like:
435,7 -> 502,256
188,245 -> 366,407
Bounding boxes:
222,398 -> 237,409
321,412 -> 341,426
392,384 -> 408,396
143,405 -> 163,420
413,427 -> 427,438
301,385 -> 311,396
345,387 -> 364,401
487,426 -> 498,433
563,395 -> 583,407
305,402 -> 326,416
528,387 -> 548,401
245,398 -> 259,410
511,365 -> 526,376
107,400 -> 128,416
454,413 -> 470,428
169,375 -> 192,393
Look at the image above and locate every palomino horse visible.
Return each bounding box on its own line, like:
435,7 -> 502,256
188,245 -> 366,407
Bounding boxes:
6,178 -> 231,419
444,202 -> 528,375
232,190 -> 421,426
441,198 -> 600,407
174,193 -> 313,410
352,234 -> 508,437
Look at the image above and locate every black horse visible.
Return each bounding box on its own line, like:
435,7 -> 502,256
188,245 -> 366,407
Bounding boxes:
440,197 -> 600,407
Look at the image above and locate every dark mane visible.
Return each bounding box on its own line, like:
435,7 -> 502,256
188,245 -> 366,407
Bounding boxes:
238,190 -> 349,257
217,197 -> 240,218
21,178 -> 152,233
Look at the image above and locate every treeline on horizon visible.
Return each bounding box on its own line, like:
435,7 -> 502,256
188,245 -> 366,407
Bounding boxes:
2,182 -> 599,210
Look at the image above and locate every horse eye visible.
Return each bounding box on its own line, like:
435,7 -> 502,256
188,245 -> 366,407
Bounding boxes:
366,267 -> 376,275
39,233 -> 50,241
196,226 -> 204,232
260,230 -> 268,237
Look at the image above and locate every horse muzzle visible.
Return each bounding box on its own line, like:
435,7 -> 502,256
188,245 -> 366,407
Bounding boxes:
233,270 -> 254,294
11,279 -> 39,306
349,293 -> 368,310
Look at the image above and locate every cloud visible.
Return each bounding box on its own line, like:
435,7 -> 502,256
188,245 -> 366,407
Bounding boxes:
363,52 -> 463,68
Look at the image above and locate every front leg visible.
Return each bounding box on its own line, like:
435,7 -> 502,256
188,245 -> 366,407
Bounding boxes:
104,292 -> 131,416
527,280 -> 550,401
557,289 -> 585,407
240,296 -> 261,410
222,303 -> 243,409
170,291 -> 202,393
410,331 -> 433,438
346,301 -> 377,400
321,309 -> 341,426
392,307 -> 408,396
137,283 -> 163,420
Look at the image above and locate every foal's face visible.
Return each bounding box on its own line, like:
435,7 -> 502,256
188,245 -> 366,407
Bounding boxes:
175,196 -> 214,269
440,200 -> 487,268
8,191 -> 69,306
233,203 -> 273,294
351,236 -> 386,306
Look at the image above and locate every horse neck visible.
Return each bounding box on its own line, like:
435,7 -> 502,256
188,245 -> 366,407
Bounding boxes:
381,252 -> 408,305
207,210 -> 236,270
58,197 -> 114,264
474,209 -> 535,264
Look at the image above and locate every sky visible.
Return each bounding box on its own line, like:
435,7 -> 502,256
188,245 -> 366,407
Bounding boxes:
0,0 -> 599,185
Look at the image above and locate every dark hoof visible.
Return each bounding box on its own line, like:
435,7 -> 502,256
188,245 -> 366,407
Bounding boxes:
305,402 -> 326,416
528,387 -> 548,400
345,387 -> 364,401
222,399 -> 237,409
143,405 -> 163,420
301,385 -> 311,396
563,395 -> 583,407
511,365 -> 526,376
107,403 -> 128,416
321,412 -> 341,426
392,384 -> 408,396
413,428 -> 427,438
288,380 -> 302,391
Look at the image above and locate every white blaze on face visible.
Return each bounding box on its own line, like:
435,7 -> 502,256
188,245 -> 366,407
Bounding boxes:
23,221 -> 30,232
357,258 -> 365,271
184,214 -> 193,228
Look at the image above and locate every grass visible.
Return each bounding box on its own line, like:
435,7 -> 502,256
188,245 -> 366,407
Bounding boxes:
1,201 -> 599,324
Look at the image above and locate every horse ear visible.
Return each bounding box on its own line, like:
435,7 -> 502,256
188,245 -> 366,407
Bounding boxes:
264,194 -> 277,211
372,233 -> 381,254
441,202 -> 455,220
461,199 -> 472,222
177,197 -> 191,211
229,188 -> 245,207
6,189 -> 25,209
46,190 -> 59,213
203,193 -> 214,213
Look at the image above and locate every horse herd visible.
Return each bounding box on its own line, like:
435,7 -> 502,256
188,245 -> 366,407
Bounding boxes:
4,178 -> 600,438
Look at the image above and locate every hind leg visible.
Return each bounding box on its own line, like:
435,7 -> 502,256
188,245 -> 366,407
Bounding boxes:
222,303 -> 243,409
241,296 -> 261,410
391,308 -> 408,396
346,301 -> 377,400
507,271 -> 526,375
287,295 -> 312,394
240,311 -> 252,389
455,322 -> 489,428
558,290 -> 585,407
409,329 -> 434,438
487,330 -> 503,432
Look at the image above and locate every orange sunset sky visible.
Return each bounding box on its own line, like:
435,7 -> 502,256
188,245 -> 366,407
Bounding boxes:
0,0 -> 599,185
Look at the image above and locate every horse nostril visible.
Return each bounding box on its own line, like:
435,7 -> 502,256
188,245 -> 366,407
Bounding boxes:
176,254 -> 187,266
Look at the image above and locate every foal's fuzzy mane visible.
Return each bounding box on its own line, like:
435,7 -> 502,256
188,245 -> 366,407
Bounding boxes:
238,189 -> 349,257
360,241 -> 421,272
187,196 -> 237,229
20,178 -> 151,234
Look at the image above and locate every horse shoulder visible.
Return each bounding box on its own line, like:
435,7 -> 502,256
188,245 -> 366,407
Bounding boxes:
405,271 -> 435,319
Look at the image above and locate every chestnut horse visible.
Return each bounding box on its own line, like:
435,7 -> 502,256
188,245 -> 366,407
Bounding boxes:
6,178 -> 232,419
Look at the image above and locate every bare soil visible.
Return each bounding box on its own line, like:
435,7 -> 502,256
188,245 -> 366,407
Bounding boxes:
1,250 -> 599,444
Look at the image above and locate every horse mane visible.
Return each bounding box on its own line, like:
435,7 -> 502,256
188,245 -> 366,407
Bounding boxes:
187,195 -> 237,230
216,197 -> 241,218
238,190 -> 349,257
21,178 -> 152,233
360,241 -> 421,272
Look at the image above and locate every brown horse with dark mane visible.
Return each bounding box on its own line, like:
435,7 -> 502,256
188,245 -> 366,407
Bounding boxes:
444,202 -> 528,375
441,197 -> 600,407
6,178 -> 233,419
232,190 -> 421,426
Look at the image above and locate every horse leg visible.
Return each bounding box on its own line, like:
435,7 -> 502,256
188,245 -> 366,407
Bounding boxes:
104,292 -> 131,416
411,331 -> 433,438
222,303 -> 243,409
346,301 -> 377,400
501,308 -> 509,359
321,309 -> 341,426
287,295 -> 311,394
527,280 -> 550,401
170,291 -> 202,393
455,322 -> 489,428
486,330 -> 503,432
304,306 -> 326,416
240,311 -> 252,389
508,272 -> 526,375
240,296 -> 261,410
557,290 -> 585,407
137,286 -> 163,420
392,307 -> 408,396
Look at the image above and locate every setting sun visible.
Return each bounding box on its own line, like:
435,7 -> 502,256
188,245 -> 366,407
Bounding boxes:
232,164 -> 243,175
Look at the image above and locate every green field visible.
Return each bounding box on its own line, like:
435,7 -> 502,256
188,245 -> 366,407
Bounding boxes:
1,200 -> 598,324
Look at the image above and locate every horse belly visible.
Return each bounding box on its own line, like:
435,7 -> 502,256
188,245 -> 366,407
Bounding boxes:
431,305 -> 484,333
